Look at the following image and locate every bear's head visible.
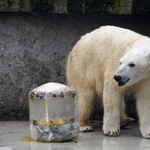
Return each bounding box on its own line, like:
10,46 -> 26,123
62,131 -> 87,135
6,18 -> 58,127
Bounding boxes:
114,45 -> 150,87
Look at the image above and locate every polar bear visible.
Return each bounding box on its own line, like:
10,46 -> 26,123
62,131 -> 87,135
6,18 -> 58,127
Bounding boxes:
66,25 -> 150,138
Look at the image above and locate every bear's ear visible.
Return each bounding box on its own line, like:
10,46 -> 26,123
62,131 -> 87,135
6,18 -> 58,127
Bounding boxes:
126,46 -> 131,52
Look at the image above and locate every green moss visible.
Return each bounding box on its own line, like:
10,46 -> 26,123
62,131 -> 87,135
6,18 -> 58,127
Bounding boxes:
67,0 -> 133,14
67,0 -> 122,14
7,0 -> 13,8
67,0 -> 83,14
54,0 -> 67,13
30,0 -> 55,12
0,1 -> 5,6
82,0 -> 85,13
107,1 -> 121,14
18,0 -> 25,10
0,0 -> 132,14
85,0 -> 121,14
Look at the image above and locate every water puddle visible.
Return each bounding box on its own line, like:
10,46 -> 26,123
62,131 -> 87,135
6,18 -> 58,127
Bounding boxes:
20,137 -> 78,144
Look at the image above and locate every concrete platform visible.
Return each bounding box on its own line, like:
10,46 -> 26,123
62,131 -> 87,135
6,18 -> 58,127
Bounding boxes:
0,121 -> 150,150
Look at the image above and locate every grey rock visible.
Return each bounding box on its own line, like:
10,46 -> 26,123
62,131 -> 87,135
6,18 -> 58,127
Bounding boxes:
1,13 -> 150,120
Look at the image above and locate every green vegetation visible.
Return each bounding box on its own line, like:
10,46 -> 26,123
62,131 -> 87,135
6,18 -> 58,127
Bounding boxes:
132,0 -> 150,14
67,0 -> 83,14
67,0 -> 127,14
0,1 -> 5,6
0,0 -> 150,14
18,0 -> 25,10
30,0 -> 55,12
7,0 -> 13,8
84,0 -> 121,14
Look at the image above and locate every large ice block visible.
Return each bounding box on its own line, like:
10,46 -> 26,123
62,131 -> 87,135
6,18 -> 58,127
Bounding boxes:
29,82 -> 79,142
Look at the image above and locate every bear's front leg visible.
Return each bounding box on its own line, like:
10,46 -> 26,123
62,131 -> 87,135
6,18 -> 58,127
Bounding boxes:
136,89 -> 150,139
102,83 -> 122,136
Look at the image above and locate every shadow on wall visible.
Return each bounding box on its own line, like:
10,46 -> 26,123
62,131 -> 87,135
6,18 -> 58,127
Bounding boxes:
0,13 -> 150,120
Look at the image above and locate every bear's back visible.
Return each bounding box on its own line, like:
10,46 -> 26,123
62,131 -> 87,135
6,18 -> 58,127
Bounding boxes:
70,26 -> 143,69
80,26 -> 142,50
66,26 -> 144,90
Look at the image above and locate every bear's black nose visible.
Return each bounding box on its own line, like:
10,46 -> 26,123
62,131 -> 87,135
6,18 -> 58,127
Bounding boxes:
114,75 -> 122,82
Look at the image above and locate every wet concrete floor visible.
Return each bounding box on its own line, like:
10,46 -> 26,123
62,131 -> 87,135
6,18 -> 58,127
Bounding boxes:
0,121 -> 150,150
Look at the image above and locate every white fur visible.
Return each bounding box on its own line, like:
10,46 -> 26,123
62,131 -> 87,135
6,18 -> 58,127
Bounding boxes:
116,50 -> 149,87
66,25 -> 150,138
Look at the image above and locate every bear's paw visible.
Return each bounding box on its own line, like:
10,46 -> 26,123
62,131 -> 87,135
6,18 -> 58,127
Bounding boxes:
80,125 -> 94,132
103,124 -> 120,136
120,117 -> 134,129
140,127 -> 150,139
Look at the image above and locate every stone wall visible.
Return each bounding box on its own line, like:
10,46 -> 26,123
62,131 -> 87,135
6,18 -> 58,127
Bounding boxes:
1,13 -> 150,120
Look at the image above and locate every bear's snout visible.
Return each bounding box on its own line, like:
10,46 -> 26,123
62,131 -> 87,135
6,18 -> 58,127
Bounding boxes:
114,75 -> 131,86
114,75 -> 122,82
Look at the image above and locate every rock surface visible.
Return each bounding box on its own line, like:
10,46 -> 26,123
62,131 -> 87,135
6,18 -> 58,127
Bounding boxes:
1,13 -> 150,120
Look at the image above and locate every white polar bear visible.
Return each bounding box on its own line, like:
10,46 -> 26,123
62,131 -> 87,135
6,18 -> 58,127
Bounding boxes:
66,25 -> 150,138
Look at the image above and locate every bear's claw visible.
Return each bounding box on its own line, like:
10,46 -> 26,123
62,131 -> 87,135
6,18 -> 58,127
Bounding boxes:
103,125 -> 120,136
80,126 -> 94,132
121,117 -> 134,129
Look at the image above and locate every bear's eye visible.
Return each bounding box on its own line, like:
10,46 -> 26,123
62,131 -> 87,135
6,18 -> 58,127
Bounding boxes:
128,63 -> 135,67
